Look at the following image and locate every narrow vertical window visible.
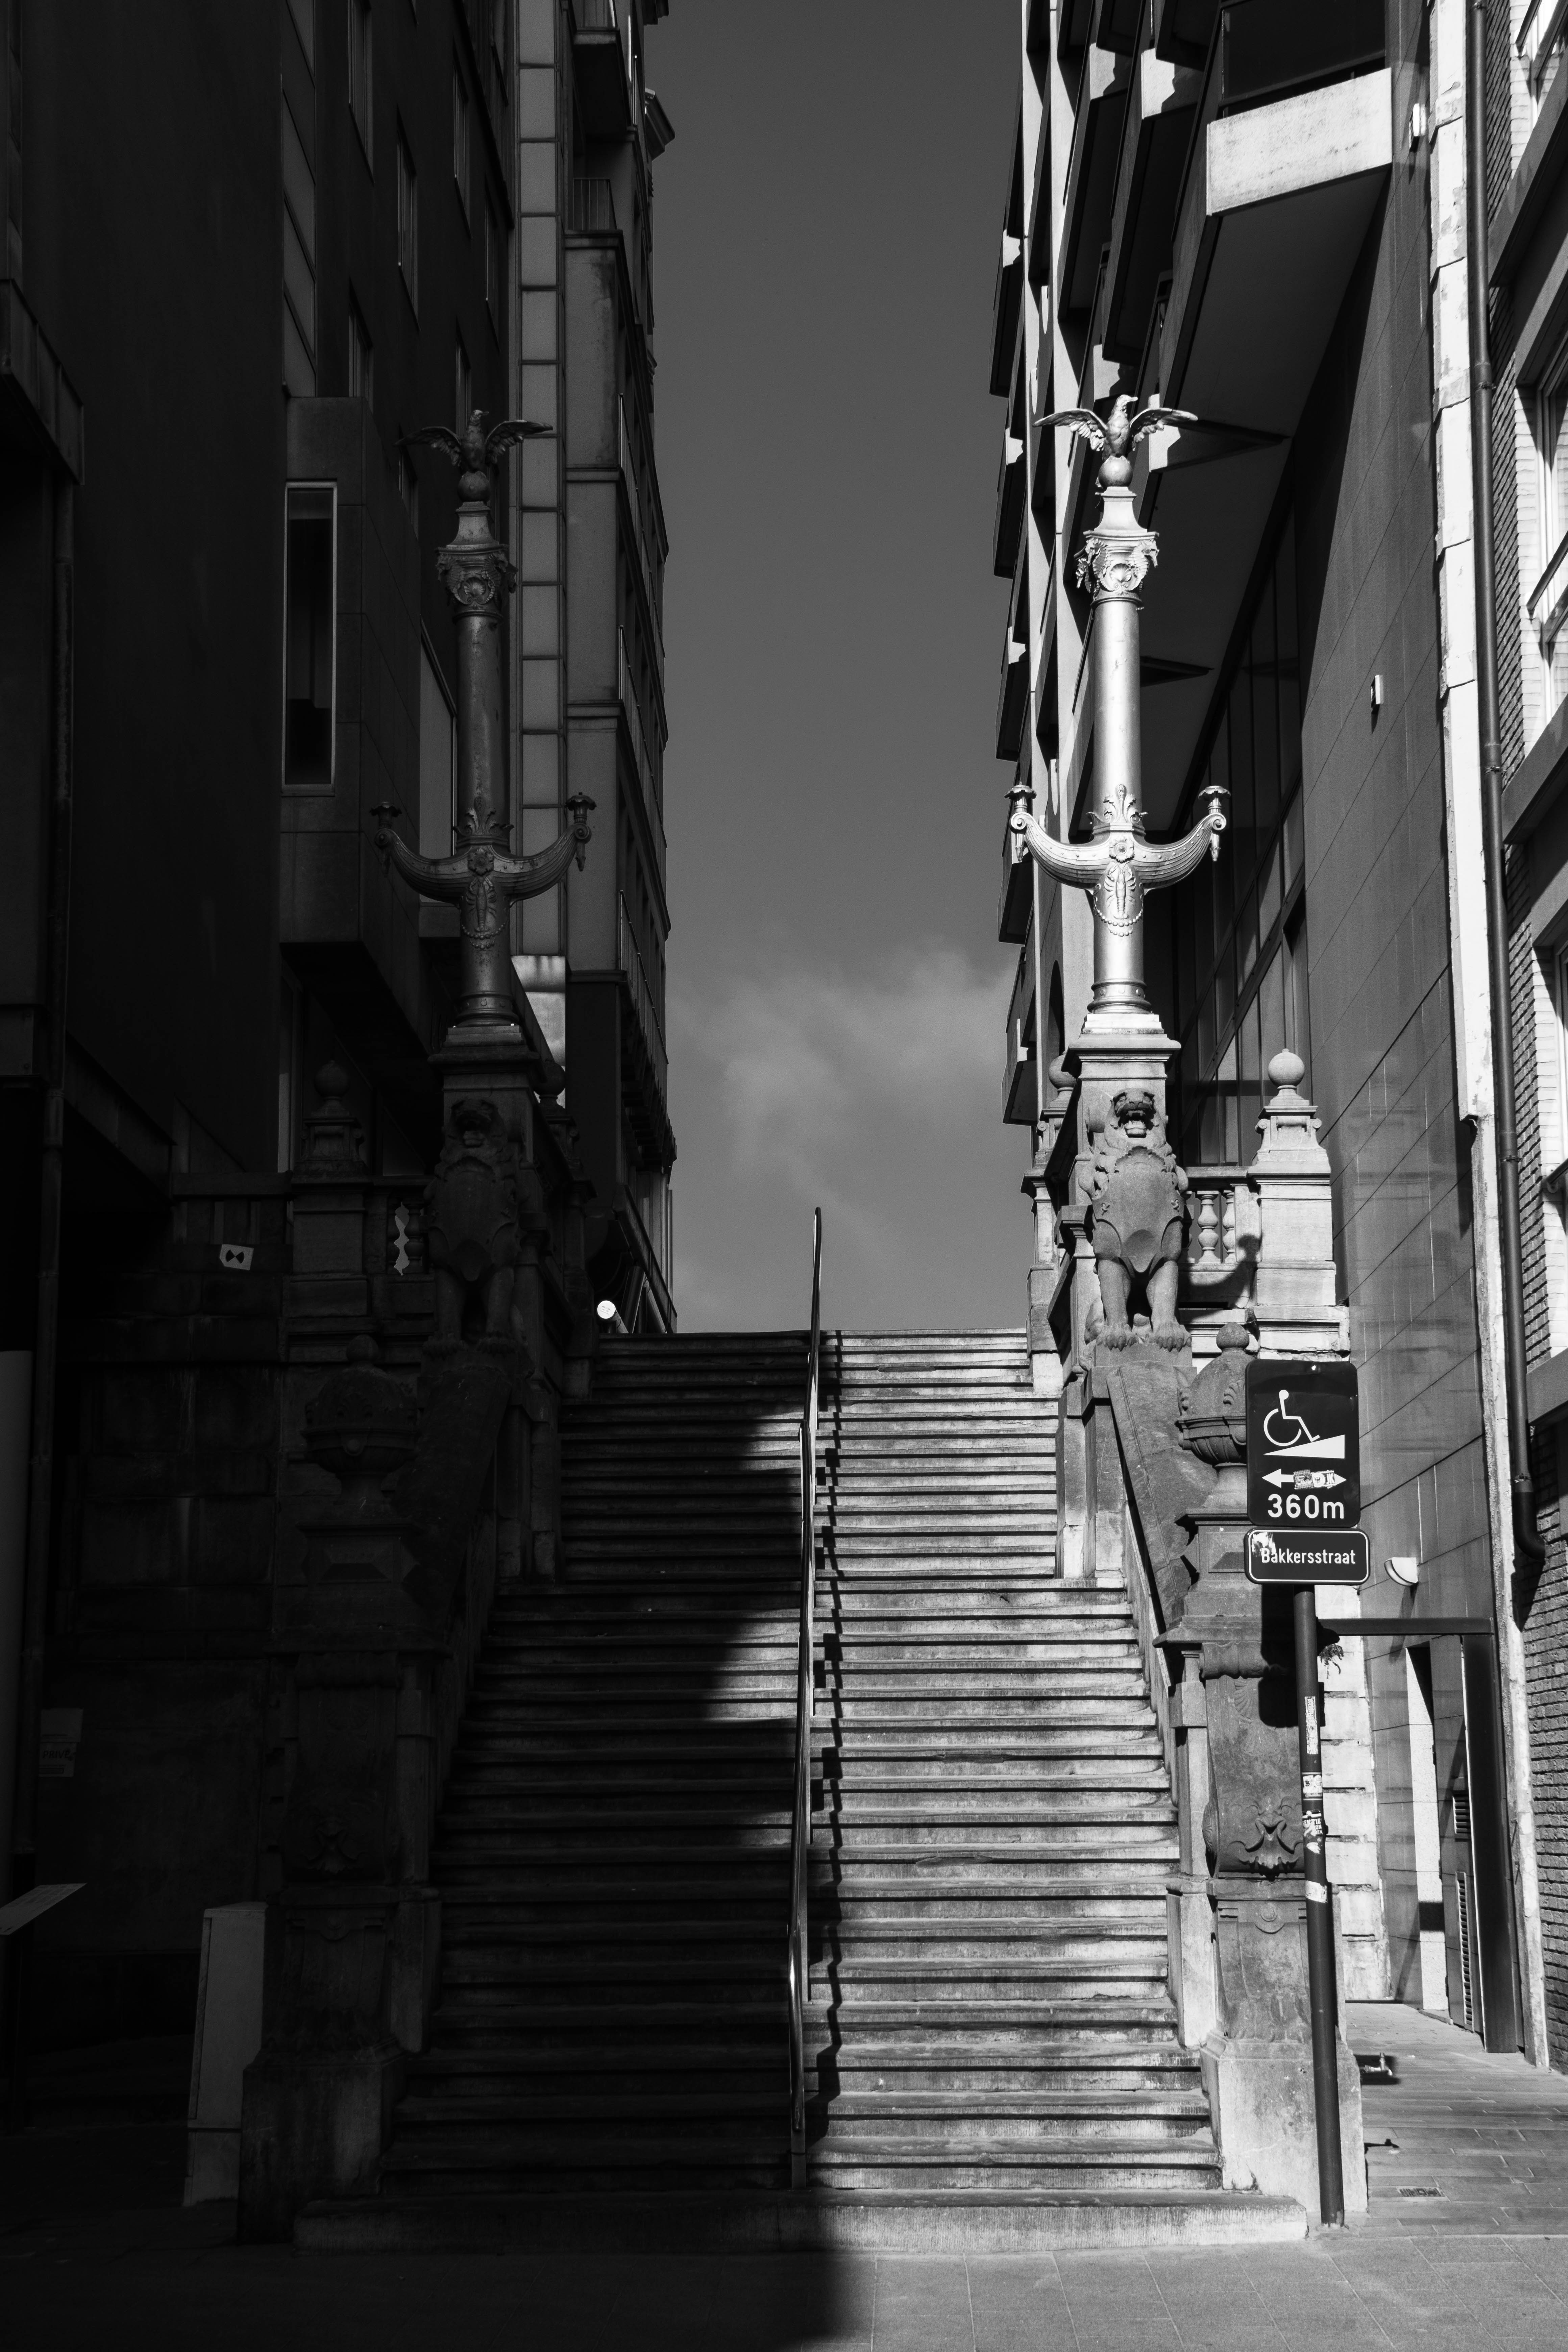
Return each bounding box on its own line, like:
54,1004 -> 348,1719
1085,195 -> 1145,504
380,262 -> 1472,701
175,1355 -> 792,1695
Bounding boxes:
283,486 -> 336,792
281,98 -> 317,395
348,0 -> 373,161
287,0 -> 315,69
452,65 -> 471,220
455,332 -> 471,434
1533,342 -> 1568,733
397,129 -> 419,310
398,446 -> 419,533
347,297 -> 373,405
485,200 -> 501,332
419,642 -> 456,861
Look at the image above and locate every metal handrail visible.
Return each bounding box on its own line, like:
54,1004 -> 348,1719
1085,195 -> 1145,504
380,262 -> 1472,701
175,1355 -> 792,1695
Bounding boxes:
786,1206 -> 823,2191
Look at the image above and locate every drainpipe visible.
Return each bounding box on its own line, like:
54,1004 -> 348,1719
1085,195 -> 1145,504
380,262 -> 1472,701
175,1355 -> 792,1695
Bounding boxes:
4,475 -> 73,2124
1469,2 -> 1545,1572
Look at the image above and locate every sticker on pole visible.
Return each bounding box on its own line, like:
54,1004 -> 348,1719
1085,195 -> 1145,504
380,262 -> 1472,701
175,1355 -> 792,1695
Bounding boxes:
1245,1359 -> 1360,1529
1244,1527 -> 1370,1585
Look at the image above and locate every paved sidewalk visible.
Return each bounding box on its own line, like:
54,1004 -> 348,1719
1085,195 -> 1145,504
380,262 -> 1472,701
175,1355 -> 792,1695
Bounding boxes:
4,2002 -> 1568,2349
1349,2000 -> 1568,2232
4,2214 -> 1568,2351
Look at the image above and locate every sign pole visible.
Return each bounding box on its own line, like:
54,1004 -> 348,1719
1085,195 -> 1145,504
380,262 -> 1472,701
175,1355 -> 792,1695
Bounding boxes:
1293,1584 -> 1345,2226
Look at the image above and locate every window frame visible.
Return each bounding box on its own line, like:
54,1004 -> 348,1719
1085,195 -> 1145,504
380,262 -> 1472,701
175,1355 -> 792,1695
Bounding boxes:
281,481 -> 338,797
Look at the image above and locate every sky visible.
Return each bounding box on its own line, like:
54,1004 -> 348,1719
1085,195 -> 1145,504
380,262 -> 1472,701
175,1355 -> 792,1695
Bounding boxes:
644,1 -> 1023,1333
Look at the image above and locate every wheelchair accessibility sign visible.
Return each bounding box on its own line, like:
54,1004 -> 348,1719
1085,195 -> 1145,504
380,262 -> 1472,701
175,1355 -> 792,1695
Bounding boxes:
1244,1358 -> 1366,1582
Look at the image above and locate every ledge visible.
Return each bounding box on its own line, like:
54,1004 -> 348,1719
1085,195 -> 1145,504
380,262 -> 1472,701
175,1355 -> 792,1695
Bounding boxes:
0,280 -> 84,480
1503,696 -> 1568,841
1527,1344 -> 1568,1428
1491,57 -> 1568,287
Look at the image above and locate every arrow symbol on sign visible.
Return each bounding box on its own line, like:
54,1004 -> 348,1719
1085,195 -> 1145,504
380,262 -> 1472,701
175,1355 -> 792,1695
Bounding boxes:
1263,1468 -> 1346,1490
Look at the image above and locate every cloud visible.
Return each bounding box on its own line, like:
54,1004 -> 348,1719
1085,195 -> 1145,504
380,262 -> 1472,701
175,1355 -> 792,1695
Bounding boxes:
669,943 -> 1025,1329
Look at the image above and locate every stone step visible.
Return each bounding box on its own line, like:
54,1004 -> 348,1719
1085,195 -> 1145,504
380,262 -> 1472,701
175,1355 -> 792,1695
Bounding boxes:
807,2151 -> 1222,2195
420,2001 -> 1177,2045
363,1329 -> 1201,2224
296,2186 -> 1308,2256
431,1837 -> 1174,1879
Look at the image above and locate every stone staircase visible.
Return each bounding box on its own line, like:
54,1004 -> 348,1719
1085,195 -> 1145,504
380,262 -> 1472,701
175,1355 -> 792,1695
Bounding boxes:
307,1327 -> 1299,2249
806,1331 -> 1219,2200
379,1332 -> 805,2201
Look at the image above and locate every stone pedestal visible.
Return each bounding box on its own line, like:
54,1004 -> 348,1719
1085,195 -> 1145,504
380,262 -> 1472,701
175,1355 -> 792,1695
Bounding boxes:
429,1026 -> 559,1578
1182,1453 -> 1367,2221
240,2037 -> 404,2236
1201,1897 -> 1365,2216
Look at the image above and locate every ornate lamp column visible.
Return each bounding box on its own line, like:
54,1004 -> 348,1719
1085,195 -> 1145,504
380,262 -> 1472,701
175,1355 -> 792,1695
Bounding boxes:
1010,397 -> 1229,1395
376,410 -> 597,1558
374,411 -> 593,1047
1011,397 -> 1226,1032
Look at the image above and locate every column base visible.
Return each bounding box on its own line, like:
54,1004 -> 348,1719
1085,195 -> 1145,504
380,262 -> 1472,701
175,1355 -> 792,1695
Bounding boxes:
1201,2033 -> 1366,2221
238,2040 -> 405,2241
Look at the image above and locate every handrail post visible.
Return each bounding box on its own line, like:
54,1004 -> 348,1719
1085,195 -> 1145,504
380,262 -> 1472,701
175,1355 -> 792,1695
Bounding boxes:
787,1208 -> 822,2192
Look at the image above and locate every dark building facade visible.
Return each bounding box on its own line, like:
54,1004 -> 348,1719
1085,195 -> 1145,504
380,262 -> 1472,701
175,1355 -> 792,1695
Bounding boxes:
0,0 -> 675,2061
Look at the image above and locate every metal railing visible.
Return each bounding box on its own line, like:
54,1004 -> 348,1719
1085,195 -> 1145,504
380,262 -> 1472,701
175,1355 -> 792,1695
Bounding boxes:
786,1207 -> 823,2191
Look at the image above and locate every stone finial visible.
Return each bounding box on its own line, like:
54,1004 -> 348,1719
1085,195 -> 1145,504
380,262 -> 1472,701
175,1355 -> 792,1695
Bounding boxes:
1252,1048 -> 1327,1172
297,1061 -> 367,1177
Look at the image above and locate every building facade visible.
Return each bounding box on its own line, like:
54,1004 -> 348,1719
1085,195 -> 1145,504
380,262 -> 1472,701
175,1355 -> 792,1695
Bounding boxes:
993,0 -> 1566,2066
1489,0 -> 1568,2073
0,0 -> 675,2055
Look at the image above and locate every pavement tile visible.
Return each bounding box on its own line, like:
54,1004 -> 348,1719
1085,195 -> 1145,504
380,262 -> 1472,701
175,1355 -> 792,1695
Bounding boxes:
868,2256 -> 977,2352
1056,2262 -> 1180,2351
967,2258 -> 1078,2352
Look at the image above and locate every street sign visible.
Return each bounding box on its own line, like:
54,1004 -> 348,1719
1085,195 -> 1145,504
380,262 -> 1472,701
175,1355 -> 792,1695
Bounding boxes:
1246,1359 -> 1360,1529
1245,1527 -> 1370,1585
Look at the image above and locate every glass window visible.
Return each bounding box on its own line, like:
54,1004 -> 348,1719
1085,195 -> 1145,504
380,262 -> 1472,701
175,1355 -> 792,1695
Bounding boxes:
455,332 -> 471,434
486,201 -> 503,331
348,298 -> 373,405
418,643 -> 455,861
453,65 -> 470,219
281,96 -> 317,395
397,130 -> 418,309
1175,517 -> 1307,1164
1520,1 -> 1568,126
1252,574 -> 1280,845
348,0 -> 373,162
1228,669 -> 1255,887
1532,337 -> 1568,732
283,486 -> 335,793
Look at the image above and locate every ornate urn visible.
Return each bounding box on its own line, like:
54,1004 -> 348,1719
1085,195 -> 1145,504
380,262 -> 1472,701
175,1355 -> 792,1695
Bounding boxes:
303,1336 -> 417,1523
1178,1319 -> 1251,1466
